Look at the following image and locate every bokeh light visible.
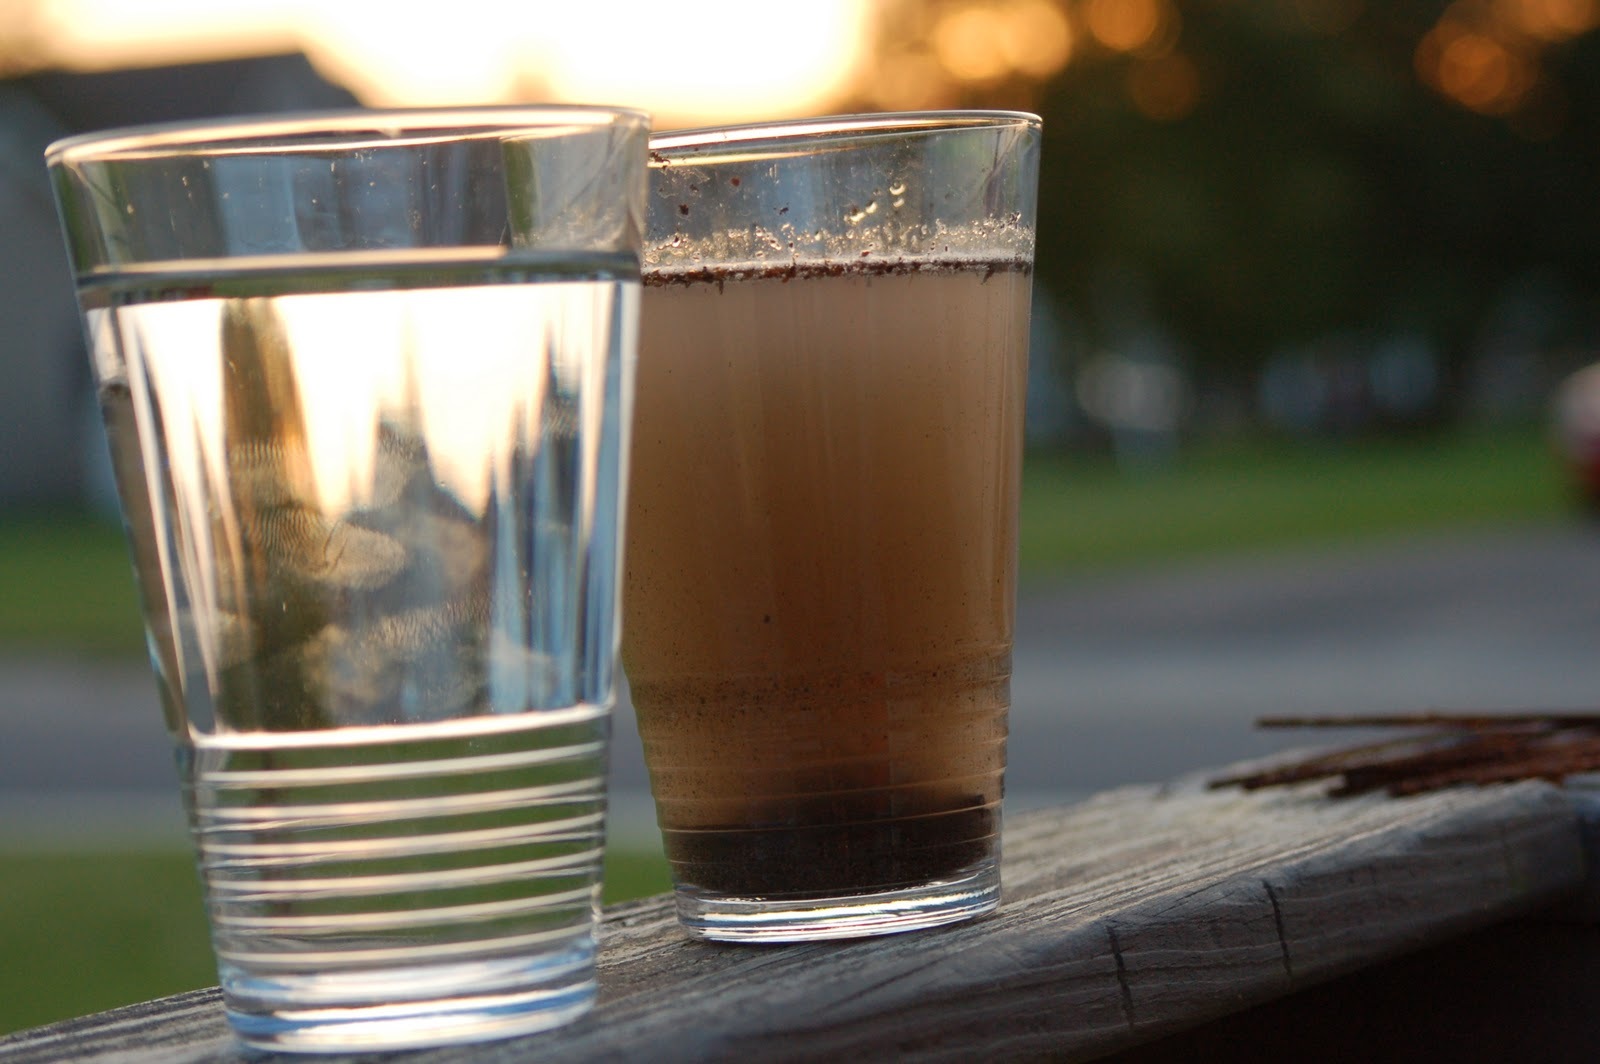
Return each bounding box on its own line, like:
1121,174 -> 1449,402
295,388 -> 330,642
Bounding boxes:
1000,0 -> 1076,78
1495,0 -> 1600,41
930,1 -> 1073,87
1417,13 -> 1538,114
933,5 -> 1015,84
1081,0 -> 1178,56
1415,0 -> 1599,120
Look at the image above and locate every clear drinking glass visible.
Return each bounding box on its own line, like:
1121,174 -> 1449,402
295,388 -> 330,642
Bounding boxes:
623,112 -> 1041,941
46,107 -> 648,1052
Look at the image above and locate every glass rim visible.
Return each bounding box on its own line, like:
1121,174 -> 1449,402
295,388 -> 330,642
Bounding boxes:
45,104 -> 651,165
649,110 -> 1041,154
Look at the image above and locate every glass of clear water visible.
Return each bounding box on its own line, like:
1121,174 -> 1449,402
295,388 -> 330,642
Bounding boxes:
46,107 -> 648,1053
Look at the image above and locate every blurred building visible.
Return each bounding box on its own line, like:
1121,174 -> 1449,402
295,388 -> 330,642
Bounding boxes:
0,53 -> 355,508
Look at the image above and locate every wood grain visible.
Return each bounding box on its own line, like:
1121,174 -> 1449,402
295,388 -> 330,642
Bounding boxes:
0,775 -> 1585,1063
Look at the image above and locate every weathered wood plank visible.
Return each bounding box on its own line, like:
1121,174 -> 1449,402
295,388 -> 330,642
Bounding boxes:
1109,920 -> 1600,1062
0,776 -> 1585,1063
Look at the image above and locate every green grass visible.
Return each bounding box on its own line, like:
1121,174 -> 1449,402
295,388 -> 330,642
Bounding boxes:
0,848 -> 673,1037
0,851 -> 213,1037
0,512 -> 143,658
1019,425 -> 1571,576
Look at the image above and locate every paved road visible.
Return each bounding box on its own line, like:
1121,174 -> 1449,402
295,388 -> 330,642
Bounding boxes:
5,521 -> 1600,848
1009,520 -> 1600,798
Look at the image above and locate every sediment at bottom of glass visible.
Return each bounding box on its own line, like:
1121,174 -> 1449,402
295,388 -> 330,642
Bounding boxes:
672,859 -> 1001,943
220,944 -> 597,1053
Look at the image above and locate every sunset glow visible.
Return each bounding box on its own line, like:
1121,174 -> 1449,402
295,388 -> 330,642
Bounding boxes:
12,0 -> 874,126
11,0 -> 1592,133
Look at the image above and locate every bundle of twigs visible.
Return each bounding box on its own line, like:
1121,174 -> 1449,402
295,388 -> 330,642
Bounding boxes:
1208,713 -> 1600,797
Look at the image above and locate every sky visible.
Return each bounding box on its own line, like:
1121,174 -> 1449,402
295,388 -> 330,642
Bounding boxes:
4,0 -> 881,126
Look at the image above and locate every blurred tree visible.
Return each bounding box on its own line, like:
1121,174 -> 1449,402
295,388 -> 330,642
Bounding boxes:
869,0 -> 1600,421
1038,1 -> 1600,391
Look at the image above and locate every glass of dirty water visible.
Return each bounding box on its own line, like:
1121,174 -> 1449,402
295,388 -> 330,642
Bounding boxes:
624,112 -> 1040,942
46,107 -> 648,1052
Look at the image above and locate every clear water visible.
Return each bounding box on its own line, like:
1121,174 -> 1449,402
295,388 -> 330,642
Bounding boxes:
81,251 -> 636,1050
188,710 -> 609,1048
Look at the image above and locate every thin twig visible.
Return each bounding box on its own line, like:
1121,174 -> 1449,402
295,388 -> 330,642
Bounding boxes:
1210,711 -> 1600,798
1256,713 -> 1600,730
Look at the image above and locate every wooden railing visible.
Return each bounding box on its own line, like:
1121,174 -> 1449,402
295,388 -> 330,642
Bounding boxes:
3,768 -> 1593,1062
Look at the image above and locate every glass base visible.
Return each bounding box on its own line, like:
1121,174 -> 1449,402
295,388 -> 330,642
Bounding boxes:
672,858 -> 1000,943
220,944 -> 596,1053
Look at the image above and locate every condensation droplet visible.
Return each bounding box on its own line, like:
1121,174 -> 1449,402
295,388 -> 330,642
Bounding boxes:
889,181 -> 906,196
